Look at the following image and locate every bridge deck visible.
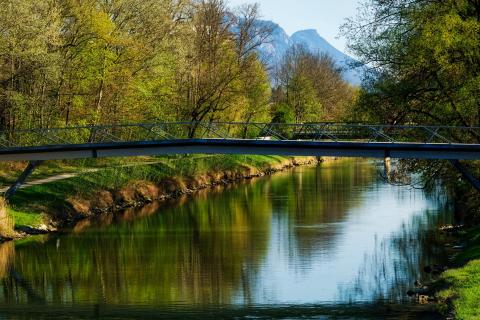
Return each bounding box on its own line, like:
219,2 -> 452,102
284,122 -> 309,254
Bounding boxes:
0,139 -> 479,161
0,122 -> 479,161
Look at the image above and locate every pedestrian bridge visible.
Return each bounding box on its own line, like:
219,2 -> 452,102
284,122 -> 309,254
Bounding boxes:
3,122 -> 480,198
0,122 -> 479,161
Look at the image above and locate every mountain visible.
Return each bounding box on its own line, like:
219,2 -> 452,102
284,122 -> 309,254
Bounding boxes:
254,20 -> 290,68
256,21 -> 363,86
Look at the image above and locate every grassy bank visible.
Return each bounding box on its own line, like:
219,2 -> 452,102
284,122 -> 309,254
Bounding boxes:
437,227 -> 480,319
2,155 -> 316,233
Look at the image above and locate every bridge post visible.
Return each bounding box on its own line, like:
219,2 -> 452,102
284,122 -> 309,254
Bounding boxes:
449,160 -> 480,192
4,160 -> 43,201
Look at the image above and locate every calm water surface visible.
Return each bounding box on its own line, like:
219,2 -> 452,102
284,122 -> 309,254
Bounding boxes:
0,159 -> 451,319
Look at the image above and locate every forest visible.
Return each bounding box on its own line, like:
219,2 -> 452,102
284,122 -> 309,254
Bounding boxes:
0,0 -> 355,132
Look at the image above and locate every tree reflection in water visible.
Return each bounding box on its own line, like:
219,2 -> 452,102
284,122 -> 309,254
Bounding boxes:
0,160 -> 451,319
0,242 -> 14,280
339,204 -> 451,303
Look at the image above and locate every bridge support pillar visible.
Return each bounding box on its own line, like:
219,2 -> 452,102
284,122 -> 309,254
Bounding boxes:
4,160 -> 43,201
449,160 -> 480,192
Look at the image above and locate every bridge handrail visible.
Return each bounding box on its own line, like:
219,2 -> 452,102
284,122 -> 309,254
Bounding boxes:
0,122 -> 478,149
2,122 -> 480,133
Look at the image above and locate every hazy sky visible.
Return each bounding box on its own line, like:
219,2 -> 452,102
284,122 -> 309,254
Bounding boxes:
227,0 -> 362,53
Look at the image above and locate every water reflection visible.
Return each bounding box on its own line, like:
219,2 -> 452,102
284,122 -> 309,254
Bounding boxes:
0,159 -> 450,318
0,242 -> 14,279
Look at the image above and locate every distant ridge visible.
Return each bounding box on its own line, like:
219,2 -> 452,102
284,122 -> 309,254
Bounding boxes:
255,20 -> 363,86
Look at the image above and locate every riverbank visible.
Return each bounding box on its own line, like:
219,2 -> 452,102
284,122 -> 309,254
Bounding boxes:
436,226 -> 480,319
1,155 -> 319,241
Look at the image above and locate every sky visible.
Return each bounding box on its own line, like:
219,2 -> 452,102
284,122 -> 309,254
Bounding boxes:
227,0 -> 362,54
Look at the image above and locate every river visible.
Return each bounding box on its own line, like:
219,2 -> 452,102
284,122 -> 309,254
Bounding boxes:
0,159 -> 452,319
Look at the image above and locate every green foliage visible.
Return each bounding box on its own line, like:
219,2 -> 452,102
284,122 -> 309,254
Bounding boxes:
272,45 -> 356,123
344,0 -> 480,130
286,73 -> 322,122
0,0 -> 272,130
271,103 -> 295,124
343,0 -> 480,221
236,59 -> 272,124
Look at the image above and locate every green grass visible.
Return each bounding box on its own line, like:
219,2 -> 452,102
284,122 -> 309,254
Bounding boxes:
7,208 -> 45,228
0,156 -> 180,186
5,155 -> 306,228
438,227 -> 480,319
438,260 -> 480,319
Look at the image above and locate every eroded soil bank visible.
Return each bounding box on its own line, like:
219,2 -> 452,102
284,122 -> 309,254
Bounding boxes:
4,156 -> 321,240
66,156 -> 319,219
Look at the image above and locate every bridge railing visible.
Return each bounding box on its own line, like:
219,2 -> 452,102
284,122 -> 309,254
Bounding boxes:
0,122 -> 478,149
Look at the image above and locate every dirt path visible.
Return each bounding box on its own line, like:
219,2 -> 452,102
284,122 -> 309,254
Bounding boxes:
0,169 -> 98,193
0,161 -> 165,193
0,157 -> 216,193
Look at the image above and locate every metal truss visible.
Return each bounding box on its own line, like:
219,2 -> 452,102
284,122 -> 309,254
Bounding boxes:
0,122 -> 478,149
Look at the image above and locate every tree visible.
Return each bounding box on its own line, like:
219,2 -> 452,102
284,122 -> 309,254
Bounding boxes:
175,0 -> 271,136
285,73 -> 321,123
273,45 -> 356,123
342,0 -> 480,221
0,0 -> 272,138
238,59 -> 271,123
0,0 -> 62,130
58,0 -> 190,125
343,0 -> 480,134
